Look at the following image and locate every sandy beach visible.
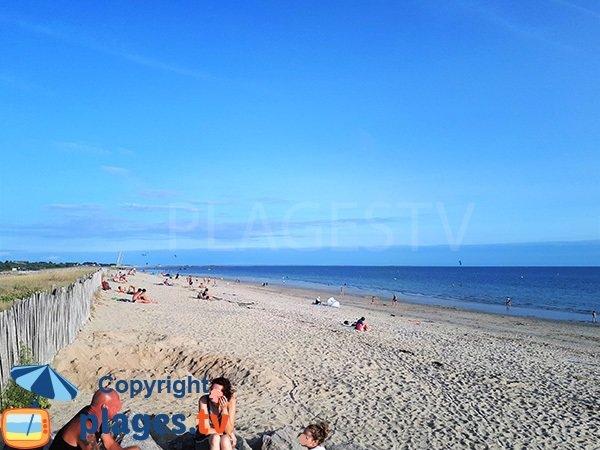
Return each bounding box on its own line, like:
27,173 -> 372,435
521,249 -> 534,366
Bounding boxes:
48,271 -> 600,449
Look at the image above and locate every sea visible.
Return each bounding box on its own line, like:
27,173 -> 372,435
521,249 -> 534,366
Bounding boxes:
148,266 -> 600,323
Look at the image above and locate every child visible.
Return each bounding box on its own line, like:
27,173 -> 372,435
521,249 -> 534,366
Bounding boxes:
298,422 -> 329,450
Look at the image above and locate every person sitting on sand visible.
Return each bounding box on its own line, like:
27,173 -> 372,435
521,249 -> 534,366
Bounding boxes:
298,422 -> 329,450
314,296 -> 322,305
132,288 -> 156,304
353,317 -> 369,331
118,285 -> 136,294
197,377 -> 237,450
163,278 -> 174,286
116,272 -> 128,282
197,287 -> 210,300
49,389 -> 140,450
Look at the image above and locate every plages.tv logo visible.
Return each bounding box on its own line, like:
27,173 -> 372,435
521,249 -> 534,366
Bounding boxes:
80,375 -> 229,440
1,408 -> 51,450
1,364 -> 78,449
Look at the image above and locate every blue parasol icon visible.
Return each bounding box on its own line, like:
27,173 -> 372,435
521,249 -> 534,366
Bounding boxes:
10,365 -> 78,401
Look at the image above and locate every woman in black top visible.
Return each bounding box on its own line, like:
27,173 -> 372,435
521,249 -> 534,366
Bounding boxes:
197,377 -> 237,450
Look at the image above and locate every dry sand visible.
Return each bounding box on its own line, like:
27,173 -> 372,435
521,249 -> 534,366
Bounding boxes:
49,272 -> 600,449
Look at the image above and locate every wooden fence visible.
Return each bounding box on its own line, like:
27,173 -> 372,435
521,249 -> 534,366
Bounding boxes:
0,270 -> 102,392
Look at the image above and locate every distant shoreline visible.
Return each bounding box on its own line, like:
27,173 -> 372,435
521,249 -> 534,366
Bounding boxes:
144,266 -> 598,323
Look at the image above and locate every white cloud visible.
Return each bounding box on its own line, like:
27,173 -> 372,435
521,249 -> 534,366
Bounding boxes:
48,203 -> 103,211
550,0 -> 600,21
2,15 -> 214,80
121,203 -> 201,212
55,141 -> 112,156
101,165 -> 129,176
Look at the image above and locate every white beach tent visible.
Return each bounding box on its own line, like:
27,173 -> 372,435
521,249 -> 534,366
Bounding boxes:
325,296 -> 341,308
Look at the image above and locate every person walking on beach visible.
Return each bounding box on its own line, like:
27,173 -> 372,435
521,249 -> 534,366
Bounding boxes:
298,422 -> 329,450
592,310 -> 597,323
49,390 -> 140,450
505,297 -> 512,309
392,294 -> 397,306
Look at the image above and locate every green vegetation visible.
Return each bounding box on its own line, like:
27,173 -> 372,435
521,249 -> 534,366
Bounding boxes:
0,267 -> 97,310
0,260 -> 108,272
0,346 -> 51,411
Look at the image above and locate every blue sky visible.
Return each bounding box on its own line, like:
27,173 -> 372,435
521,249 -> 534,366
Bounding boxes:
1,0 -> 599,265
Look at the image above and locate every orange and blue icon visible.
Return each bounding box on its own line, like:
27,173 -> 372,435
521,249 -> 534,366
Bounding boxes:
1,408 -> 51,449
1,364 -> 78,448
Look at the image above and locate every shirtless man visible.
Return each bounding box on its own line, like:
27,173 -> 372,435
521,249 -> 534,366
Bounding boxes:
49,390 -> 140,450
